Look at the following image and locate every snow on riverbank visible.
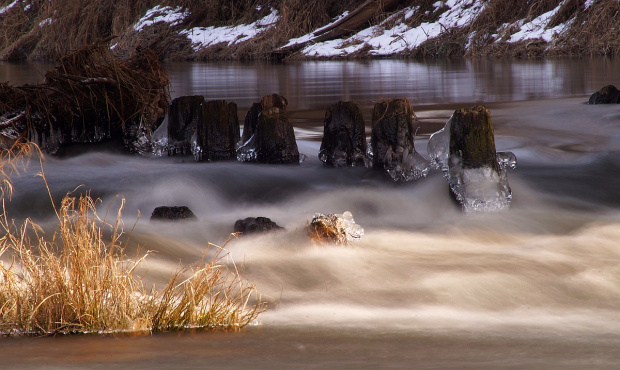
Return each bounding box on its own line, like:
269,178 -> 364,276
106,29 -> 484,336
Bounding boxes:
3,0 -> 605,61
129,0 -> 580,58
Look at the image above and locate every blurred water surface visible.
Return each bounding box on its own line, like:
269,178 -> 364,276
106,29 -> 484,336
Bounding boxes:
2,58 -> 620,369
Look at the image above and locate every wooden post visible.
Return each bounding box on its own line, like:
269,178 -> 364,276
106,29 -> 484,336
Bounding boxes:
319,101 -> 368,167
196,100 -> 240,161
167,95 -> 205,156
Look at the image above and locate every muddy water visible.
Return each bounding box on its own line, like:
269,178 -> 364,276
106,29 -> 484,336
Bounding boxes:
2,58 -> 620,368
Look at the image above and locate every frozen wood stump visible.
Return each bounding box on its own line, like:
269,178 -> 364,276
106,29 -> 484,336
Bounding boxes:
165,97 -> 239,161
238,94 -> 300,164
449,105 -> 499,173
167,95 -> 204,156
319,101 -> 368,167
195,100 -> 240,161
428,104 -> 516,212
371,98 -> 429,181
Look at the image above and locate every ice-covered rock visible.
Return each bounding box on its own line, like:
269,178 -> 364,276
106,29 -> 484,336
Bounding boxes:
307,211 -> 364,245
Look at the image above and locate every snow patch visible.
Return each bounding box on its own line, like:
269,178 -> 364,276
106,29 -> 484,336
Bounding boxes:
283,11 -> 351,49
39,17 -> 51,27
181,8 -> 279,51
508,1 -> 569,43
297,0 -> 486,57
0,0 -> 19,14
584,0 -> 597,10
134,6 -> 189,32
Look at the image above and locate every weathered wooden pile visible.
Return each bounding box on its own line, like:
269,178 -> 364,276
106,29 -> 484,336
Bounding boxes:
0,41 -> 169,154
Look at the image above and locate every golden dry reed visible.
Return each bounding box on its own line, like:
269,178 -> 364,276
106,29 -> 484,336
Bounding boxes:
0,142 -> 264,336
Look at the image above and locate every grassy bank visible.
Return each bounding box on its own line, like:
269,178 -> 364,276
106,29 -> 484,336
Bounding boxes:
0,0 -> 618,61
0,142 -> 264,336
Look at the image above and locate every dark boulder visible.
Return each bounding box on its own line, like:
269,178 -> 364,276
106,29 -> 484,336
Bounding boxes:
194,100 -> 240,161
238,94 -> 299,164
589,85 -> 620,104
319,101 -> 368,167
167,95 -> 205,155
234,217 -> 284,235
150,206 -> 197,221
371,98 -> 428,181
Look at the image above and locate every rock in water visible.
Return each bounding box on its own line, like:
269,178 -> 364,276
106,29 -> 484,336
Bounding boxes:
319,101 -> 369,167
307,211 -> 364,245
194,100 -> 240,161
371,98 -> 429,181
428,104 -> 517,213
234,217 -> 284,235
167,95 -> 205,155
238,94 -> 300,164
150,206 -> 197,221
589,85 -> 620,104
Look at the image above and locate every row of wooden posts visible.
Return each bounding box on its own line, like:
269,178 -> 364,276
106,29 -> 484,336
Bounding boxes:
166,93 -> 498,180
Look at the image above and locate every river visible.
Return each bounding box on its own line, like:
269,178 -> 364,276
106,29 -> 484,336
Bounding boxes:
2,58 -> 620,368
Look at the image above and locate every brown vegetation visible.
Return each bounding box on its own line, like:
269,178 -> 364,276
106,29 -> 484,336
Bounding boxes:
0,39 -> 169,153
0,0 -> 619,61
0,142 -> 264,336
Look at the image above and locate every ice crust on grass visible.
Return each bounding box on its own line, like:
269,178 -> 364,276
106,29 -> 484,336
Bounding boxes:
427,116 -> 517,213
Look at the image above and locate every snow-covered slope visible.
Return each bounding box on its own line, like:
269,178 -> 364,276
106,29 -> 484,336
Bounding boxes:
1,0 -> 618,60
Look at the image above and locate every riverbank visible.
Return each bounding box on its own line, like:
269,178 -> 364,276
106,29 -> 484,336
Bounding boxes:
0,0 -> 618,61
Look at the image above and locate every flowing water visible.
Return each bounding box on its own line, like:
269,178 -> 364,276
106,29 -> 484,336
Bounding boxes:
3,58 -> 620,368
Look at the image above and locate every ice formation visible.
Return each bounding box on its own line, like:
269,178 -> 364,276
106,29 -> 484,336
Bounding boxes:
236,134 -> 257,162
382,146 -> 430,182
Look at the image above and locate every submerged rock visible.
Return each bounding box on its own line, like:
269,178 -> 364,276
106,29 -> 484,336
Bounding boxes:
307,211 -> 364,245
589,85 -> 620,104
371,98 -> 429,181
237,94 -> 300,164
234,217 -> 284,235
150,206 -> 197,221
319,101 -> 369,167
428,104 -> 516,213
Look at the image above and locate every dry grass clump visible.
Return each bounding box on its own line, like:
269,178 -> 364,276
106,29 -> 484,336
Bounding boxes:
0,145 -> 264,336
552,0 -> 620,57
0,0 -> 155,61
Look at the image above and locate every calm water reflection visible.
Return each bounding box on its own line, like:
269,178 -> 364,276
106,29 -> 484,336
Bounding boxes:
163,58 -> 620,111
2,58 -> 617,115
